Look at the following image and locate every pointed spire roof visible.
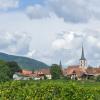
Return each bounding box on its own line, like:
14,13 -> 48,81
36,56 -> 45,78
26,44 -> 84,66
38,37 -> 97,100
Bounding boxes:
80,45 -> 86,60
59,60 -> 62,68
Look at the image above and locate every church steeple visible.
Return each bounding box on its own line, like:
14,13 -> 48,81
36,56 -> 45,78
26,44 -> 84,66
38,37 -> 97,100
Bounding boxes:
59,60 -> 62,69
80,45 -> 86,60
80,45 -> 87,69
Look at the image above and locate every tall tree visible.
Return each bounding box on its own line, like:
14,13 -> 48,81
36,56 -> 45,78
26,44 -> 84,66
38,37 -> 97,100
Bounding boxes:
7,61 -> 21,78
0,60 -> 21,81
0,60 -> 11,82
50,64 -> 62,79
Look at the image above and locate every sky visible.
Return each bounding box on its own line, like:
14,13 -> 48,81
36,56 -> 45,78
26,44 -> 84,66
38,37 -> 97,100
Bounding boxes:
0,0 -> 100,67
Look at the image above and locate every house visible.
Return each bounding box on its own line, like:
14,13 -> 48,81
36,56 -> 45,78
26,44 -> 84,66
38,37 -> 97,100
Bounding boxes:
13,72 -> 30,80
22,70 -> 33,75
13,72 -> 23,80
63,65 -> 86,80
34,68 -> 52,79
86,68 -> 100,76
39,68 -> 52,79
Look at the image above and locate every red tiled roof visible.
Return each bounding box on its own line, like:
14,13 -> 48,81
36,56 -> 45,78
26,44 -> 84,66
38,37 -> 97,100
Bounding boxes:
67,65 -> 80,68
34,68 -> 51,75
86,68 -> 100,75
63,65 -> 86,77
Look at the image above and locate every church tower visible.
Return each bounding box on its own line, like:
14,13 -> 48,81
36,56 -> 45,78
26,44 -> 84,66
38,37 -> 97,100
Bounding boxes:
79,45 -> 87,69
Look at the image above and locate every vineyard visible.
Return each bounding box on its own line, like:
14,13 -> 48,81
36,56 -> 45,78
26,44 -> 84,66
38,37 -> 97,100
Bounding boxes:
0,80 -> 100,100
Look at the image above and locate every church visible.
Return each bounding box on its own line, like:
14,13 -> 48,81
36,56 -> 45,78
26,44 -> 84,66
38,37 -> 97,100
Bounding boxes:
63,45 -> 100,80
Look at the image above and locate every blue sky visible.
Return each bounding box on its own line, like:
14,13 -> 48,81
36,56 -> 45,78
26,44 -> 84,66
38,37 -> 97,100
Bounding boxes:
19,0 -> 44,9
0,0 -> 44,12
0,0 -> 100,67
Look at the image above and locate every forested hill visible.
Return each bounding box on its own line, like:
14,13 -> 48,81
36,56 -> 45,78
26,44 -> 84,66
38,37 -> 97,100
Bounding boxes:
0,52 -> 49,70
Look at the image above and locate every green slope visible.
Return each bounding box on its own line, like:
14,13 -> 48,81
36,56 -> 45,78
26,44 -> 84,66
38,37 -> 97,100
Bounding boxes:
0,52 -> 49,70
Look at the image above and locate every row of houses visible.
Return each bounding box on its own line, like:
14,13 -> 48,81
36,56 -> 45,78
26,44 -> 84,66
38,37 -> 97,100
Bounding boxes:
13,45 -> 100,80
13,68 -> 52,80
63,66 -> 100,80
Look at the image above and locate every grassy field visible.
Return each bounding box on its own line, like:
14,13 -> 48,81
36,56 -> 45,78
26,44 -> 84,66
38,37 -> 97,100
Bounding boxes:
0,80 -> 100,100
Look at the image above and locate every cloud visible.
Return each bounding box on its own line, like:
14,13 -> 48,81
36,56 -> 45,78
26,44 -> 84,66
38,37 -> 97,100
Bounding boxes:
52,32 -> 83,50
25,0 -> 90,23
26,4 -> 50,19
45,0 -> 91,23
26,50 -> 36,58
0,0 -> 20,10
0,31 -> 31,55
25,0 -> 100,23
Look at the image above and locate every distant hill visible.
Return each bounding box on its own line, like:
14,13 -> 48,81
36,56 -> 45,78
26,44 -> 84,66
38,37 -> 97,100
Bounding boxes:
0,52 -> 49,71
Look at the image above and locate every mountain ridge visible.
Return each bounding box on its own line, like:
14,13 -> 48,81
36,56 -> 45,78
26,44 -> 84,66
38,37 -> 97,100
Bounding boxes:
0,52 -> 49,71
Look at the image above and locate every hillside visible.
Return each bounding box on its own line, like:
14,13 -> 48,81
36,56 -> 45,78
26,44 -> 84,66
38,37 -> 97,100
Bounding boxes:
0,52 -> 49,70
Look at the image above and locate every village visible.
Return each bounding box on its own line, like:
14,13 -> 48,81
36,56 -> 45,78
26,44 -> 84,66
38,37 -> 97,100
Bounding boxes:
13,45 -> 100,80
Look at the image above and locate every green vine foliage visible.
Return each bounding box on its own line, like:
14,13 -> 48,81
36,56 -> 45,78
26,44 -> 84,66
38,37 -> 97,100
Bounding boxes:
0,80 -> 99,100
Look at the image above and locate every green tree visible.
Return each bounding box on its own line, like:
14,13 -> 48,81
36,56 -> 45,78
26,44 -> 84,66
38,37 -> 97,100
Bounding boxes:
7,61 -> 21,79
0,60 -> 11,82
50,64 -> 62,79
0,60 -> 21,82
96,75 -> 100,82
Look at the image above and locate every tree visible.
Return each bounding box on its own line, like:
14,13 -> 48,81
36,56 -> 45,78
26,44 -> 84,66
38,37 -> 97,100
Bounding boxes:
0,60 -> 11,82
96,75 -> 100,82
7,61 -> 21,79
0,60 -> 21,82
50,64 -> 62,79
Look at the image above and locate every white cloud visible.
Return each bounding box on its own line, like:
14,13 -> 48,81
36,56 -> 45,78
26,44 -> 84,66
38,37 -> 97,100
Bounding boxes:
26,4 -> 50,19
0,31 -> 31,55
25,0 -> 87,23
87,36 -> 97,44
25,0 -> 100,23
26,50 -> 36,58
52,39 -> 66,49
0,0 -> 20,10
52,32 -> 83,50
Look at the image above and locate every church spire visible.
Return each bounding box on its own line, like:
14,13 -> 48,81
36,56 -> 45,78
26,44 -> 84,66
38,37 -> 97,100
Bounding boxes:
80,45 -> 86,60
59,60 -> 62,68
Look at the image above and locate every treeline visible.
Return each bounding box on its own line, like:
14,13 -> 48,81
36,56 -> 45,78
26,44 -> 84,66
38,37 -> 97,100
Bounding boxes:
0,60 -> 20,82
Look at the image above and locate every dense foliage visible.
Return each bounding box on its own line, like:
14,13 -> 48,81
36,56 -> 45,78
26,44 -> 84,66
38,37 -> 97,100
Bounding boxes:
0,61 -> 11,82
0,52 -> 48,70
50,64 -> 63,79
96,75 -> 100,82
7,61 -> 21,78
0,80 -> 100,100
0,60 -> 20,82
